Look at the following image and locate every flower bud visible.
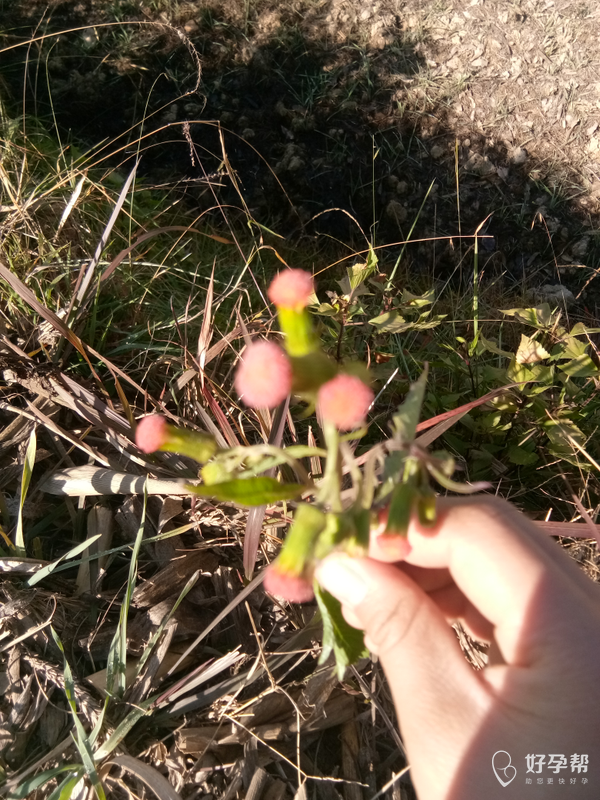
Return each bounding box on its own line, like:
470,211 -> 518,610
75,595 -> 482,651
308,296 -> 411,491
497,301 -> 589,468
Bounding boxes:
264,563 -> 315,603
135,416 -> 217,462
234,340 -> 292,408
268,269 -> 314,310
317,374 -> 374,431
136,415 -> 168,453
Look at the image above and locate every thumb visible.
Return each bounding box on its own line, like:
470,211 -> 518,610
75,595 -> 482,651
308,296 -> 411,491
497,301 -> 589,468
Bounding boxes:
316,555 -> 485,741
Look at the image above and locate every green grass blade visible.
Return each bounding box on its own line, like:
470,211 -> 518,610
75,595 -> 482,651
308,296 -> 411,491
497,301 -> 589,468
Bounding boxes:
28,534 -> 102,587
106,482 -> 147,697
46,771 -> 86,800
93,702 -> 151,761
133,569 -> 200,682
386,179 -> 436,291
7,765 -> 83,799
15,427 -> 36,554
49,628 -> 107,800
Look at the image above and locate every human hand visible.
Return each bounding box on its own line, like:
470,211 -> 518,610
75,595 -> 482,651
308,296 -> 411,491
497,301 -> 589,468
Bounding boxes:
315,497 -> 600,799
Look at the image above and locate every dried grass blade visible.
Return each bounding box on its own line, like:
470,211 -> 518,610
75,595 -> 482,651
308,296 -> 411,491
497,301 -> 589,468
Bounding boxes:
0,597 -> 56,651
189,406 -> 226,451
72,159 -> 139,309
103,755 -> 182,800
0,259 -> 100,380
535,520 -> 600,540
114,376 -> 136,430
415,383 -> 518,439
167,613 -> 322,716
55,174 -> 85,238
201,383 -> 239,447
197,264 -> 215,388
168,572 -> 264,675
155,647 -> 243,707
133,570 -> 201,685
25,401 -> 111,467
99,226 -> 232,285
40,466 -> 189,497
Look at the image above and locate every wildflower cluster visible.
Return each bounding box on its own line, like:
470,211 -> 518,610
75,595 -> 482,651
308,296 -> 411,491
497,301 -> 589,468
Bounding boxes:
135,266 -> 486,676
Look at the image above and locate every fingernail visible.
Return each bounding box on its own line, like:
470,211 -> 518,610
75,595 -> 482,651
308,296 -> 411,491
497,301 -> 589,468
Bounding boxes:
315,556 -> 369,607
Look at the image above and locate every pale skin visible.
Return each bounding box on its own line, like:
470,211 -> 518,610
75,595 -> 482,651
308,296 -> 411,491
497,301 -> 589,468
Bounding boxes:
315,497 -> 600,799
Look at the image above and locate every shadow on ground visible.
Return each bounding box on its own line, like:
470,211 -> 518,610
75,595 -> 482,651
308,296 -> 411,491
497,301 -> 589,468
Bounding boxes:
3,0 -> 600,307
3,0 -> 598,312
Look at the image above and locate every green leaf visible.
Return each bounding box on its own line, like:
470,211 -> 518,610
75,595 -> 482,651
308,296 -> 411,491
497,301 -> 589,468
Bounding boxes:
487,394 -> 519,413
186,477 -> 304,505
401,288 -> 435,307
366,243 -> 379,272
559,354 -> 600,378
391,368 -> 428,445
338,260 -> 376,299
551,337 -> 588,361
507,358 -> 554,389
369,310 -> 407,333
543,419 -> 587,463
315,585 -> 367,680
568,322 -> 600,336
507,445 -> 539,466
314,302 -> 339,316
515,334 -> 550,364
501,304 -> 555,328
477,335 -> 513,359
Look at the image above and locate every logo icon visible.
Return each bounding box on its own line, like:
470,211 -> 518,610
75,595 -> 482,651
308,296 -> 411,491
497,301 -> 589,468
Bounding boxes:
492,751 -> 517,787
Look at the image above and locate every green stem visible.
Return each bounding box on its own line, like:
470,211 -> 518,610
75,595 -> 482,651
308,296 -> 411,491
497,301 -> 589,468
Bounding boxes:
318,422 -> 342,512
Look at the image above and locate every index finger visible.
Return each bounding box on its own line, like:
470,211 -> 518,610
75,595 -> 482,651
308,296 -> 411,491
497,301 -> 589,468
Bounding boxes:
404,496 -> 599,665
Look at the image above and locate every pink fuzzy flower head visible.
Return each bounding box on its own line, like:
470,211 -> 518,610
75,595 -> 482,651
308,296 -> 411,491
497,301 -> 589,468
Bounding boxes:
136,415 -> 168,453
264,563 -> 315,603
317,374 -> 374,431
268,269 -> 314,309
234,340 -> 292,409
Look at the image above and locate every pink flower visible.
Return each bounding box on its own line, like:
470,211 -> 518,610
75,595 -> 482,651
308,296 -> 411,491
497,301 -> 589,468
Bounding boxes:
317,374 -> 374,430
264,563 -> 315,603
234,340 -> 292,408
136,415 -> 168,453
268,269 -> 314,309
